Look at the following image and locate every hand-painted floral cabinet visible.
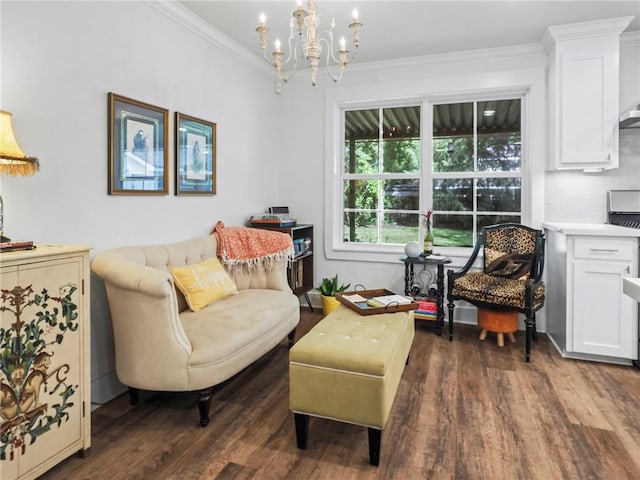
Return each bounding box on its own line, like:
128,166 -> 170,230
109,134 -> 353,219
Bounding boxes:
0,245 -> 91,480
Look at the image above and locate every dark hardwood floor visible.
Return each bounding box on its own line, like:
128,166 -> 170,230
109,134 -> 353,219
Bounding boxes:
40,309 -> 640,479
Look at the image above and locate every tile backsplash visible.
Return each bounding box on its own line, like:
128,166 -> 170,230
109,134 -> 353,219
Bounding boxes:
545,129 -> 640,223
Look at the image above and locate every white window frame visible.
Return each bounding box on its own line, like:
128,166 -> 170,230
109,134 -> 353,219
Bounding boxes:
342,102 -> 423,248
325,84 -> 541,266
427,94 -> 526,248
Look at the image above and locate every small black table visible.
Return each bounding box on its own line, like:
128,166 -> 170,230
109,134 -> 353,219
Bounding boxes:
400,255 -> 453,340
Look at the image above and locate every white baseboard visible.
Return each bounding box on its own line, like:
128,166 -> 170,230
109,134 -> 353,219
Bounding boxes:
91,371 -> 127,406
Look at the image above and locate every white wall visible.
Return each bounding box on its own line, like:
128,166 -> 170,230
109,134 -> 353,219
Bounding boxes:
1,1 -> 282,403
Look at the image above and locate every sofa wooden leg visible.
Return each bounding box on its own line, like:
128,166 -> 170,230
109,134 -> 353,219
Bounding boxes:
294,413 -> 309,449
128,387 -> 139,406
198,388 -> 214,427
288,328 -> 297,348
368,427 -> 381,466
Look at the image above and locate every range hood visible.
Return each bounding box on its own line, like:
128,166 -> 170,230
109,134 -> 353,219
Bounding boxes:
620,99 -> 640,129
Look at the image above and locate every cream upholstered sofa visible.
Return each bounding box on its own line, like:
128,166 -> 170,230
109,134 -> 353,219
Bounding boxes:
91,234 -> 300,426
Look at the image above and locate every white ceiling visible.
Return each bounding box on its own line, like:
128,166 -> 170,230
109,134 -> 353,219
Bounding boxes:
179,1 -> 640,65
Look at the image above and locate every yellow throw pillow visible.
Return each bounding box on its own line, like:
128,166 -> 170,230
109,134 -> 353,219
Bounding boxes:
171,258 -> 238,312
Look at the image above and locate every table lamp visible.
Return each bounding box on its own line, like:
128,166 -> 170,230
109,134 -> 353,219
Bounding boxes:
0,110 -> 39,242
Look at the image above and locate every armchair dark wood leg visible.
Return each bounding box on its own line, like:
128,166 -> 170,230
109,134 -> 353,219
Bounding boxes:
128,387 -> 139,406
294,413 -> 309,449
198,387 -> 214,427
288,328 -> 297,348
368,428 -> 381,466
532,313 -> 538,341
525,318 -> 533,362
447,300 -> 455,341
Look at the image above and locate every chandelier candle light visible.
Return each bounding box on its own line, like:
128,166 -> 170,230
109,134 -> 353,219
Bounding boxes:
256,0 -> 362,86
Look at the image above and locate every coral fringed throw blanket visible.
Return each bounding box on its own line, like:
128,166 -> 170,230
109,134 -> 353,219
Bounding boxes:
212,221 -> 294,270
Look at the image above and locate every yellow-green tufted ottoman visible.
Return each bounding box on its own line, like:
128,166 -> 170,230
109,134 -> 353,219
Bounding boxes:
289,304 -> 415,466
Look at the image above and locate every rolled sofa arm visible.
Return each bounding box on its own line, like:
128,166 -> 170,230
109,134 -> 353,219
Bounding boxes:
92,254 -> 174,298
91,253 -> 192,390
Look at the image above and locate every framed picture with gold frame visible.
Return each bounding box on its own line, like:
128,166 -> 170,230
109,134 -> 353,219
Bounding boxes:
108,92 -> 169,195
175,112 -> 216,195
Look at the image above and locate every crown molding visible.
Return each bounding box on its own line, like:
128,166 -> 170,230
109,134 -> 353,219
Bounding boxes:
148,2 -> 634,89
147,0 -> 274,79
542,16 -> 635,51
285,42 -> 546,84
354,43 -> 545,73
621,30 -> 640,47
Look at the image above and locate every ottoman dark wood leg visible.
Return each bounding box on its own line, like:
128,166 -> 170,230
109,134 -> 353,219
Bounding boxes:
294,413 -> 309,449
368,428 -> 381,466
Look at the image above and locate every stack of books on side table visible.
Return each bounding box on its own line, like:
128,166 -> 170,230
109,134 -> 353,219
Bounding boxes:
414,300 -> 437,321
0,240 -> 35,252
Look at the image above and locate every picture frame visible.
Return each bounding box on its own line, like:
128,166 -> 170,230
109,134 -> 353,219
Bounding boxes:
175,112 -> 216,195
108,93 -> 169,195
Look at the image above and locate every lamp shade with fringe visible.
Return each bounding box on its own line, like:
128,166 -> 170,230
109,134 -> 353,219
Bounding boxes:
0,110 -> 39,176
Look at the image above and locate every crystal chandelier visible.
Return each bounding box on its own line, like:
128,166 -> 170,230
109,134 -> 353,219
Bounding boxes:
256,0 -> 362,86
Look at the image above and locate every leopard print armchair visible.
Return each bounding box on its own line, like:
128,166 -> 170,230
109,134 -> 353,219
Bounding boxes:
447,223 -> 545,362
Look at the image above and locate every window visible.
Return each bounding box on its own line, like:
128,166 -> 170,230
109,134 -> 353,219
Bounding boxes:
343,106 -> 421,245
432,99 -> 522,247
339,97 -> 522,250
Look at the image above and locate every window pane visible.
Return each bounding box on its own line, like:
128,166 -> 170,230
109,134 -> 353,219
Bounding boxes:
433,178 -> 472,211
344,179 -> 378,209
343,212 -> 378,243
433,136 -> 474,172
381,213 -> 419,244
477,132 -> 521,172
384,179 -> 419,210
476,178 -> 521,212
345,108 -> 379,174
477,99 -> 521,172
344,138 -> 379,174
382,106 -> 420,173
433,102 -> 473,172
433,214 -> 473,247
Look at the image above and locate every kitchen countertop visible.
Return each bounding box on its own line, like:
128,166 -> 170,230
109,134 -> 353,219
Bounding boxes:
542,222 -> 640,237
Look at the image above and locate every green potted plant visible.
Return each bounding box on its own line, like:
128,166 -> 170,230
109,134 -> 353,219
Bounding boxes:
318,275 -> 350,315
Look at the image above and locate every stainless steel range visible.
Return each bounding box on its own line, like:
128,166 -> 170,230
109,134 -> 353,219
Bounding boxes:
608,190 -> 640,368
608,190 -> 640,228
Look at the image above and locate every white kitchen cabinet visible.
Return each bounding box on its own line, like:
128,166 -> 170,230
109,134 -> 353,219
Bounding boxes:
544,223 -> 639,364
0,245 -> 91,480
543,17 -> 633,171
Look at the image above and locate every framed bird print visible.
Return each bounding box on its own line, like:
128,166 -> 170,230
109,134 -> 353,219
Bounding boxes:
108,93 -> 169,195
175,112 -> 216,195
